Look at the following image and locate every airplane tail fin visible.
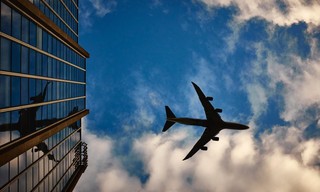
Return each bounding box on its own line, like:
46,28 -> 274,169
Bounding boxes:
162,106 -> 176,132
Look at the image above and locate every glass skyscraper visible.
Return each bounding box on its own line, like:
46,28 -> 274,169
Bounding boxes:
0,0 -> 89,191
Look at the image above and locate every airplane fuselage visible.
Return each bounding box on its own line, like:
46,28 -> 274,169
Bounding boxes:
167,117 -> 248,131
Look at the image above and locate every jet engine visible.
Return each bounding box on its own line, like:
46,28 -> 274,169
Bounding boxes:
215,108 -> 222,113
207,96 -> 213,101
201,146 -> 208,151
212,137 -> 219,141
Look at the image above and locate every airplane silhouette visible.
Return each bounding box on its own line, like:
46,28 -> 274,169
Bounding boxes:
0,81 -> 60,162
163,82 -> 249,160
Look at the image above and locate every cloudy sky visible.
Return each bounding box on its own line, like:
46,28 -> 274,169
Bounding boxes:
75,0 -> 320,191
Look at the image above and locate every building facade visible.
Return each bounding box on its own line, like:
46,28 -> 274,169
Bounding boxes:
0,0 -> 89,191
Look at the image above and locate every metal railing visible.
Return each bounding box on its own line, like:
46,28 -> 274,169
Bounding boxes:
74,142 -> 88,169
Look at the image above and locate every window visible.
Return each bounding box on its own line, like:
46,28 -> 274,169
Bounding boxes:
52,37 -> 57,56
42,31 -> 48,52
36,52 -> 42,76
36,79 -> 42,100
12,10 -> 21,40
29,49 -> 36,75
1,2 -> 11,35
37,26 -> 42,49
48,34 -> 52,54
0,112 -> 10,145
21,17 -> 29,43
0,38 -> 11,71
0,75 -> 10,108
28,78 -> 35,104
52,59 -> 56,78
21,46 -> 29,74
29,21 -> 37,47
48,57 -> 52,77
11,42 -> 21,73
11,77 -> 21,107
21,77 -> 28,105
42,55 -> 48,77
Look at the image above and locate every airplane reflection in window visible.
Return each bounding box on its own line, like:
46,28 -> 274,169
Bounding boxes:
1,82 -> 54,163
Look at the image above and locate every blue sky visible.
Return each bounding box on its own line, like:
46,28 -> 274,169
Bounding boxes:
75,1 -> 320,191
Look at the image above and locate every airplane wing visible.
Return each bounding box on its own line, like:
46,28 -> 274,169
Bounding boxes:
0,118 -> 59,135
183,129 -> 212,160
0,123 -> 19,132
191,82 -> 222,123
35,118 -> 59,128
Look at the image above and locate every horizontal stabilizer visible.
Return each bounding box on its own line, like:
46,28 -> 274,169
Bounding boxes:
162,106 -> 176,132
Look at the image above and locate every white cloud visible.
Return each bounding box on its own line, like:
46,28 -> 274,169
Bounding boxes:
238,32 -> 320,126
122,76 -> 164,131
198,0 -> 320,26
79,0 -> 116,29
89,0 -> 117,17
245,83 -> 268,119
251,37 -> 320,125
132,126 -> 320,192
75,120 -> 142,192
77,116 -> 320,192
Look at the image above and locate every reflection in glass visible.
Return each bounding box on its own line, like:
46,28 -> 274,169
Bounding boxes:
21,46 -> 29,74
0,75 -> 10,108
0,112 -> 10,145
42,30 -> 48,52
21,17 -> 29,43
36,52 -> 42,76
11,42 -> 21,73
29,21 -> 37,47
12,10 -> 21,40
36,26 -> 42,49
0,82 -> 60,162
42,55 -> 48,77
11,77 -> 21,107
1,2 -> 11,35
21,78 -> 28,105
29,49 -> 36,75
0,37 -> 11,71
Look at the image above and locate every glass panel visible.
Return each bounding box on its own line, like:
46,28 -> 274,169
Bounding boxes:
52,38 -> 57,56
42,30 -> 48,52
48,57 -> 52,77
29,49 -> 36,75
12,10 -> 21,39
29,21 -> 37,47
11,42 -> 21,73
36,52 -> 42,76
0,75 -> 10,108
42,55 -> 48,77
21,77 -> 28,105
21,17 -> 29,43
21,46 -> 29,73
48,34 -> 52,54
28,78 -> 35,104
11,76 -> 21,106
10,111 -> 20,140
37,26 -> 42,49
42,105 -> 47,128
0,37 -> 11,71
52,59 -> 56,78
10,158 -> 18,180
36,79 -> 42,102
1,2 -> 11,35
0,112 -> 10,145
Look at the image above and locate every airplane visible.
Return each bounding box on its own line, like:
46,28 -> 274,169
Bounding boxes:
162,82 -> 249,160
